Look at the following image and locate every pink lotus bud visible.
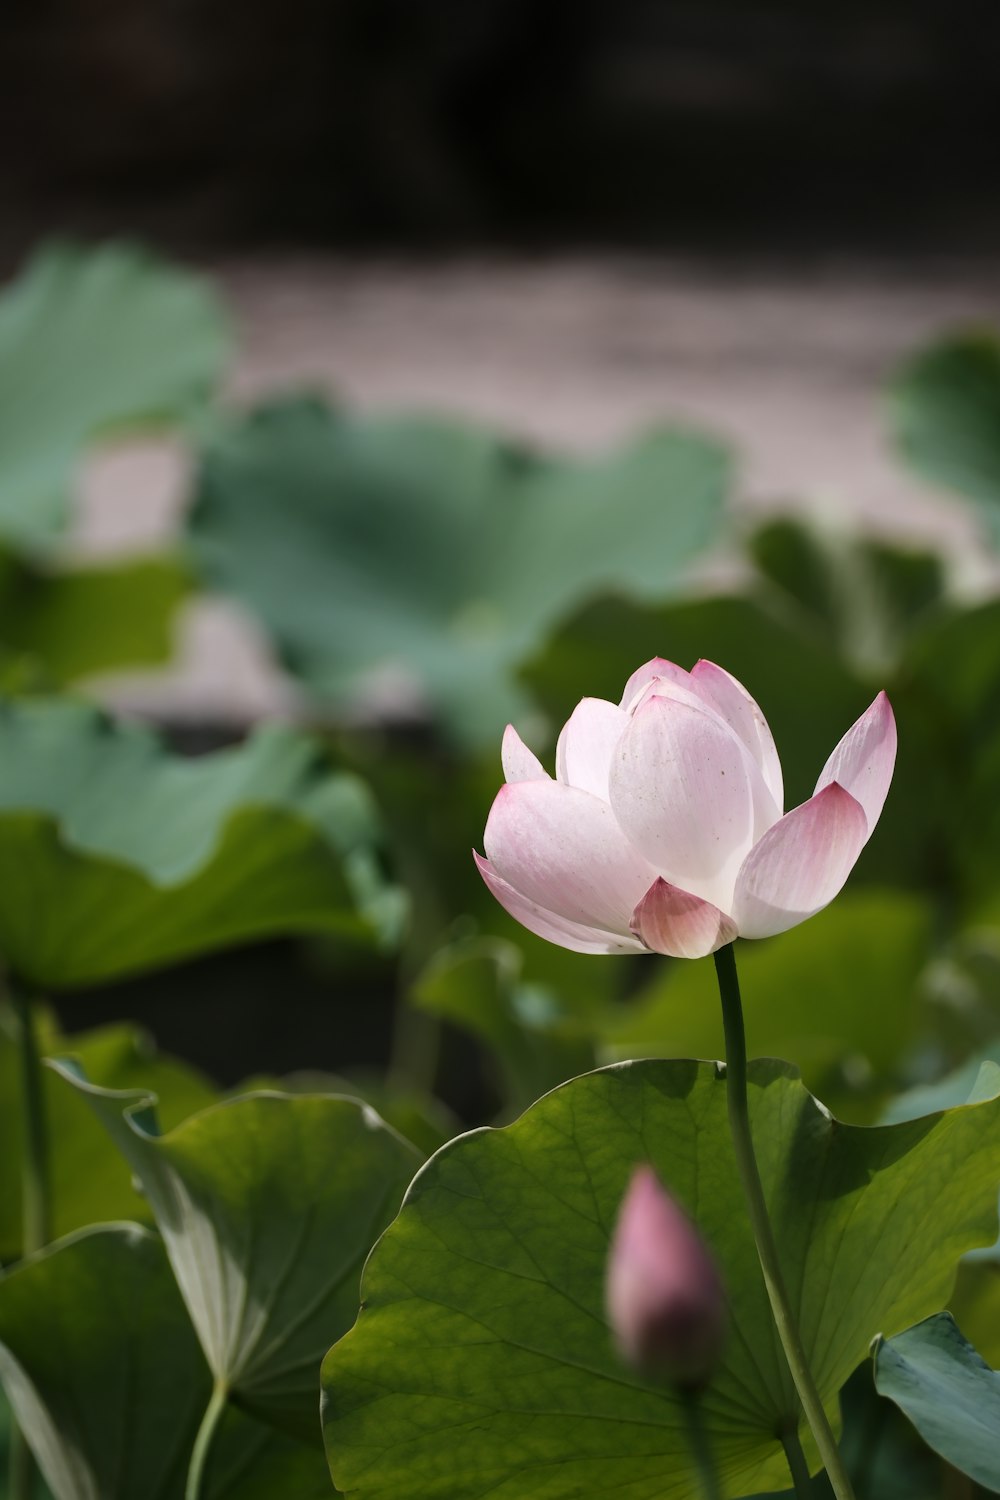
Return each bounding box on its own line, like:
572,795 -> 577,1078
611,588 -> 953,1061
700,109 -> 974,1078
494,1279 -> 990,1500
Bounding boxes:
606,1165 -> 726,1387
475,658 -> 895,959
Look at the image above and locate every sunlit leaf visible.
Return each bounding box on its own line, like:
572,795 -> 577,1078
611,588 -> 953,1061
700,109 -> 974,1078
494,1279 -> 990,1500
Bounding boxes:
0,241 -> 228,552
892,333 -> 1000,536
0,1223 -> 333,1500
0,696 -> 404,989
55,1067 -> 422,1441
187,398 -> 729,744
0,1011 -> 215,1261
873,1312 -> 1000,1491
322,1058 -> 1000,1498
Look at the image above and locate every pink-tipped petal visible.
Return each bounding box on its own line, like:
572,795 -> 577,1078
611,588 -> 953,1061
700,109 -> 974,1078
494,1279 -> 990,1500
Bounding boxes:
732,782 -> 869,940
690,660 -> 784,811
483,780 -> 659,937
609,695 -> 775,912
555,697 -> 630,799
619,658 -> 691,714
631,879 -> 738,959
502,724 -> 550,784
814,691 -> 896,840
474,852 -> 646,954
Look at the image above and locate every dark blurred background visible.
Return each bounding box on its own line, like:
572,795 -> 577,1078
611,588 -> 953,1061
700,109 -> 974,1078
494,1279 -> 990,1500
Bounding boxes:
3,0 -> 1000,257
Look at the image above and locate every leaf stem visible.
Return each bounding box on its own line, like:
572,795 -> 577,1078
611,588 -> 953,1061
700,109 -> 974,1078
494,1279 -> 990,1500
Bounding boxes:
681,1388 -> 722,1500
713,943 -> 856,1500
11,981 -> 50,1254
780,1421 -> 816,1498
186,1380 -> 228,1500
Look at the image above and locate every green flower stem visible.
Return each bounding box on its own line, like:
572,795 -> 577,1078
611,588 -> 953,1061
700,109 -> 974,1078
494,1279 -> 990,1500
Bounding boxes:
713,943 -> 856,1500
681,1388 -> 722,1500
8,979 -> 49,1500
11,982 -> 50,1254
780,1422 -> 816,1498
186,1380 -> 229,1500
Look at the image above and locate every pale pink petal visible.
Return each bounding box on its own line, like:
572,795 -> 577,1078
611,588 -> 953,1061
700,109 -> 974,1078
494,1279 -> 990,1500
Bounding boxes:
630,879 -> 738,959
620,658 -> 692,714
483,780 -> 659,936
814,692 -> 896,840
690,660 -> 784,811
608,695 -> 776,912
555,697 -> 629,799
502,724 -> 550,784
474,852 -> 646,954
732,783 -> 868,939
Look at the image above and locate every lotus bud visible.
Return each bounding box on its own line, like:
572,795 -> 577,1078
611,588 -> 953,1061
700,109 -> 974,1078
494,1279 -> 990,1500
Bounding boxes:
606,1165 -> 726,1387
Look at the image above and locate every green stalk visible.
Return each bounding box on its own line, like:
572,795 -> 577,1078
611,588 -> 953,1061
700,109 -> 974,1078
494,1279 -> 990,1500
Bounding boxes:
186,1381 -> 229,1500
681,1388 -> 722,1500
8,980 -> 49,1500
713,943 -> 856,1500
780,1422 -> 816,1498
10,983 -> 50,1253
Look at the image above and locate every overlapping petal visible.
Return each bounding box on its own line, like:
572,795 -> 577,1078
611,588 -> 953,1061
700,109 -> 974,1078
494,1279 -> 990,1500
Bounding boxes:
474,852 -> 645,954
631,879 -> 738,959
814,691 -> 896,839
732,782 -> 868,939
689,659 -> 784,811
483,780 -> 658,938
501,724 -> 549,784
555,697 -> 629,799
609,695 -> 778,911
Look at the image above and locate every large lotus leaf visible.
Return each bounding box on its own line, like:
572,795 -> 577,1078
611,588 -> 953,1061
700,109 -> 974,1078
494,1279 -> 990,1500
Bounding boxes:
321,1058 -> 1000,1499
891,333 -> 1000,537
0,1012 -> 215,1261
610,894 -> 934,1121
0,241 -> 228,553
0,551 -> 190,685
54,1067 -> 422,1441
872,1312 -> 1000,1491
0,696 -> 404,989
186,397 -> 730,744
0,1223 -> 334,1500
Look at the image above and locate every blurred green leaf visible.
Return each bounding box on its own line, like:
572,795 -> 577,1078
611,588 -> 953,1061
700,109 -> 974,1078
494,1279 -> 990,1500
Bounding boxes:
0,241 -> 228,553
611,893 -> 934,1120
411,936 -> 598,1115
873,1312 -> 1000,1491
237,1067 -> 459,1158
0,1223 -> 333,1500
892,333 -> 1000,535
187,398 -> 730,745
0,551 -> 190,685
55,1068 -> 422,1441
0,696 -> 404,989
322,1059 -> 1000,1499
749,516 -> 946,676
0,1011 -> 215,1262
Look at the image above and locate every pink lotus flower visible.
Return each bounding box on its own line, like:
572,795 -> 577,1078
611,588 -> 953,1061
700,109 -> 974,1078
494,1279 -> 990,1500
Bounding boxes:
475,658 -> 896,959
607,1164 -> 726,1384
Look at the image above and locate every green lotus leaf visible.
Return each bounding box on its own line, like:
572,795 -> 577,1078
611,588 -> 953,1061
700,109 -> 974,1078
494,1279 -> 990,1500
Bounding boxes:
892,332 -> 1000,538
872,1312 -> 1000,1491
321,1058 -> 1000,1498
0,695 -> 404,989
0,1012 -> 216,1260
0,1223 -> 334,1500
186,397 -> 730,744
0,241 -> 228,553
0,551 -> 191,686
54,1066 -> 422,1441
